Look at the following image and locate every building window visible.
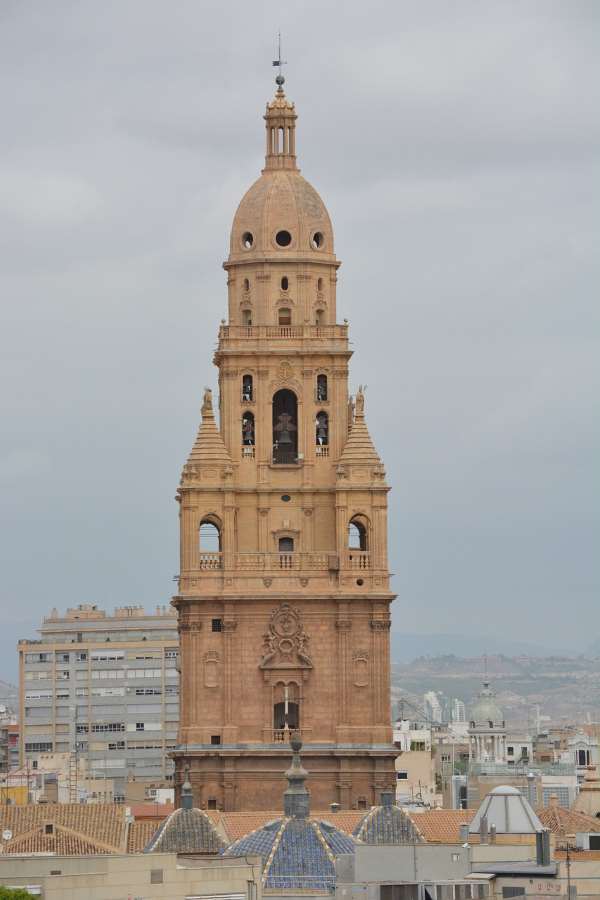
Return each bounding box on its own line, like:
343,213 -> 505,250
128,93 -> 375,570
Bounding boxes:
317,277 -> 323,292
242,374 -> 253,401
397,771 -> 408,780
208,797 -> 218,809
278,537 -> 294,554
357,798 -> 368,810
210,735 -> 221,745
242,307 -> 252,326
348,517 -> 368,551
278,307 -> 291,325
199,519 -> 221,555
316,374 -> 328,401
243,278 -> 250,291
211,619 -> 223,633
281,276 -> 289,291
150,869 -> 164,885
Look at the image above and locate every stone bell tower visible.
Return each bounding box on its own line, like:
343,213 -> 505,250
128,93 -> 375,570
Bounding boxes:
172,75 -> 397,811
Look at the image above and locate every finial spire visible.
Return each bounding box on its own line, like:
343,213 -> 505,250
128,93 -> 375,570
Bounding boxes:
272,31 -> 287,90
181,766 -> 193,810
283,738 -> 310,818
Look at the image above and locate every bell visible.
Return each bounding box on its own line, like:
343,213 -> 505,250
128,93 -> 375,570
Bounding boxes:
278,427 -> 292,445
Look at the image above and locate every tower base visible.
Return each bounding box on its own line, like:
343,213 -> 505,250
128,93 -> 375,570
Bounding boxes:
172,744 -> 398,812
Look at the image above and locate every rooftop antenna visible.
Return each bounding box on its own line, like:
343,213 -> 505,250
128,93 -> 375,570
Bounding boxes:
272,31 -> 287,88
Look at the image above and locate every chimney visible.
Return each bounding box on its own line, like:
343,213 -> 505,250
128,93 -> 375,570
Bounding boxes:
480,815 -> 489,844
459,823 -> 469,842
536,829 -> 551,866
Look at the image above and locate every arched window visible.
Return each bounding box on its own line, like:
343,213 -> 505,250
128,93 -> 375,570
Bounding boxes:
272,389 -> 298,464
281,276 -> 289,291
348,517 -> 368,551
273,682 -> 299,733
315,411 -> 328,446
242,374 -> 253,402
242,308 -> 252,326
317,277 -> 323,292
316,374 -> 328,402
199,518 -> 222,568
242,412 -> 255,446
243,278 -> 250,292
315,308 -> 325,326
278,307 -> 291,326
278,537 -> 294,553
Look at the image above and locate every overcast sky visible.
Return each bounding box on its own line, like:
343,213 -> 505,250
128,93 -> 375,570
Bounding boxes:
1,1 -> 599,679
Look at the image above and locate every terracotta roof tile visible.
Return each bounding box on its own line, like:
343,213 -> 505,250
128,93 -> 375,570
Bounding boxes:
536,805 -> 600,836
128,821 -> 160,853
217,810 -> 364,843
406,809 -> 476,843
0,804 -> 127,855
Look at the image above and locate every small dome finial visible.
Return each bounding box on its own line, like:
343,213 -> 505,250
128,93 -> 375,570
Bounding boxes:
284,737 -> 310,818
272,31 -> 286,92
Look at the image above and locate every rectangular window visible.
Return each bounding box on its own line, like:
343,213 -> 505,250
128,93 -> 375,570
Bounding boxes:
56,670 -> 70,681
211,618 -> 223,632
397,771 -> 408,780
76,652 -> 88,661
210,734 -> 221,745
25,741 -> 53,752
165,649 -> 178,659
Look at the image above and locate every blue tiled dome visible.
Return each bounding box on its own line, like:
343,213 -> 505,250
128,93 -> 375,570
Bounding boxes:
353,792 -> 423,844
223,739 -> 355,890
144,770 -> 227,855
224,816 -> 354,890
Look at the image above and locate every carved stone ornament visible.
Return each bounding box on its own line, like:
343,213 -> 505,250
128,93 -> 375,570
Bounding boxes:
259,603 -> 313,670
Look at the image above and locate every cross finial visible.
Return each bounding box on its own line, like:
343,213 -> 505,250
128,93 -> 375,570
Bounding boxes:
272,31 -> 287,89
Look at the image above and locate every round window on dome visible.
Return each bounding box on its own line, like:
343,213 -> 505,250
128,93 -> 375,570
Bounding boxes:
311,231 -> 324,250
275,230 -> 292,248
242,232 -> 254,250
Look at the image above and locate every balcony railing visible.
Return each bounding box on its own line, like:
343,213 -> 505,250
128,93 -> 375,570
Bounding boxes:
315,445 -> 329,457
190,551 -> 374,575
235,552 -> 336,571
273,728 -> 301,743
344,550 -> 371,569
197,552 -> 222,570
218,323 -> 348,345
241,445 -> 255,459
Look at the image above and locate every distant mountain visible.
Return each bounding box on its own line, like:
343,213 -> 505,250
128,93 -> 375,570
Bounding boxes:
390,632 -> 573,665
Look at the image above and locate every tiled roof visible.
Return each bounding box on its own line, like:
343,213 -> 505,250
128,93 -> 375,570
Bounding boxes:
536,805 -> 600,836
128,802 -> 174,820
128,820 -> 160,853
144,806 -> 227,854
223,816 -> 355,890
406,809 -> 476,843
0,803 -> 127,855
217,809 -> 363,843
354,804 -> 424,844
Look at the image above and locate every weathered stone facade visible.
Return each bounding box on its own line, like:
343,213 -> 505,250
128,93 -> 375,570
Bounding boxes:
172,79 -> 397,811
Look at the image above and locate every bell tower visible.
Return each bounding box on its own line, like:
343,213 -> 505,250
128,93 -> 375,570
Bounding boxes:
172,75 -> 397,811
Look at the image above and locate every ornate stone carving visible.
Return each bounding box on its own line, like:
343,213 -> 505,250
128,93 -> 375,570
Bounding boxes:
203,651 -> 219,687
260,603 -> 313,669
370,620 -> 391,631
352,649 -> 369,687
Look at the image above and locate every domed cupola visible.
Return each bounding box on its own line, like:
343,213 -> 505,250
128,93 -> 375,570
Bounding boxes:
227,78 -> 337,266
468,681 -> 507,766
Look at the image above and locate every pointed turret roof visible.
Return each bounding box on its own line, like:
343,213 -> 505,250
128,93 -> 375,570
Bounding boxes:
182,388 -> 231,478
339,387 -> 382,467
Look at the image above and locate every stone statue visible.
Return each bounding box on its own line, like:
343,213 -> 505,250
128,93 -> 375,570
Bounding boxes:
202,387 -> 213,417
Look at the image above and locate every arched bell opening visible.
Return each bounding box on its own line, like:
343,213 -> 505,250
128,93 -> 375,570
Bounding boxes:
272,389 -> 298,464
242,412 -> 255,446
242,374 -> 253,402
348,516 -> 368,551
198,518 -> 222,569
316,374 -> 328,402
315,411 -> 329,452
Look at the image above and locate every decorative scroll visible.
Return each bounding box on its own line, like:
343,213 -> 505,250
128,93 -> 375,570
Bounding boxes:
260,603 -> 313,670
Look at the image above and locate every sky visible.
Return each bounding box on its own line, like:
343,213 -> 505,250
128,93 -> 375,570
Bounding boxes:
1,1 -> 599,680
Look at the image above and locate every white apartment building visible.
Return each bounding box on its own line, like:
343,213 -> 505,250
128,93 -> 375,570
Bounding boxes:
18,604 -> 179,801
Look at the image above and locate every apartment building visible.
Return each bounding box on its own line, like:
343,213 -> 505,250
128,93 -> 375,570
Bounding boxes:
18,604 -> 179,801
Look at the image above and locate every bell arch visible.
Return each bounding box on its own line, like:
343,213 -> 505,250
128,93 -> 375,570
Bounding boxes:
272,388 -> 298,464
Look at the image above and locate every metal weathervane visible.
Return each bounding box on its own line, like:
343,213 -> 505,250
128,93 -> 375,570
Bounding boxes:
272,31 -> 287,86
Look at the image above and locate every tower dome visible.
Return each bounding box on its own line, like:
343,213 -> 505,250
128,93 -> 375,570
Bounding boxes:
228,83 -> 336,264
470,681 -> 504,727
